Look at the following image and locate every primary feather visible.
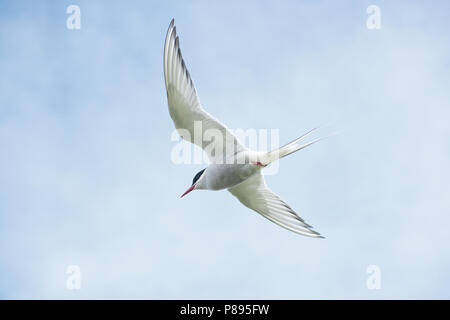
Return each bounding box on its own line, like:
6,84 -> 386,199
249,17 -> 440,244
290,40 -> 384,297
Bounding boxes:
163,19 -> 246,164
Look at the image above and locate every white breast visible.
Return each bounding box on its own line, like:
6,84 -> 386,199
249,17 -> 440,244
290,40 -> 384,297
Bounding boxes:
200,164 -> 260,191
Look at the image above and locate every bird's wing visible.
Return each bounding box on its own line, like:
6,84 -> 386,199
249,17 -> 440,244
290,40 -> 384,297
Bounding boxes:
228,172 -> 323,238
164,19 -> 247,164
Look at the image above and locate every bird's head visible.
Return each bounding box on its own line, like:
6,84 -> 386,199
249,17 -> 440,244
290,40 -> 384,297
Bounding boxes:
180,168 -> 206,198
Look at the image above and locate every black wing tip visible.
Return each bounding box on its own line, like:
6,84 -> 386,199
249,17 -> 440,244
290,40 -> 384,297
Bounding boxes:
166,19 -> 176,40
303,233 -> 325,239
303,228 -> 325,238
167,19 -> 175,34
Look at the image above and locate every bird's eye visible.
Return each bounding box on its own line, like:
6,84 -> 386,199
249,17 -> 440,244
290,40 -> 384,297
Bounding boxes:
192,168 -> 206,185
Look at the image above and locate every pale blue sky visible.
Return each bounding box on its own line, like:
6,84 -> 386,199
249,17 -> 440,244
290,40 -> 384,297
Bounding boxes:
1,0 -> 450,299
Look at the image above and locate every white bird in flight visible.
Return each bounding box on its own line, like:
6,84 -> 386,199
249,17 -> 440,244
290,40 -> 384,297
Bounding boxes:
163,19 -> 325,238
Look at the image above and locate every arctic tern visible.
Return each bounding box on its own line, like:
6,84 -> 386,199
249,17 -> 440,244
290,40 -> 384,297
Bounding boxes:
163,19 -> 324,238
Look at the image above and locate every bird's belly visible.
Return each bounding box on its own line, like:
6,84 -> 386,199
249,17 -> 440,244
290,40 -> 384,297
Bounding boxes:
206,164 -> 259,190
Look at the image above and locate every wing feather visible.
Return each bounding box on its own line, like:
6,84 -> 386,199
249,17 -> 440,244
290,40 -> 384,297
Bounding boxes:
228,173 -> 323,238
164,19 -> 246,163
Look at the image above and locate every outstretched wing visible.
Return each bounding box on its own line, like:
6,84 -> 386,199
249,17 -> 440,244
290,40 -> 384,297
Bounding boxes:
164,19 -> 246,163
228,173 -> 323,238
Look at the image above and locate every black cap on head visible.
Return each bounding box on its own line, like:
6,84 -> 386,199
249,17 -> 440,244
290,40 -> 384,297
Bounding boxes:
192,168 -> 206,186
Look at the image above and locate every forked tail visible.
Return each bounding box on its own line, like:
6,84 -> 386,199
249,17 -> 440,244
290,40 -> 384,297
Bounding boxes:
259,127 -> 329,165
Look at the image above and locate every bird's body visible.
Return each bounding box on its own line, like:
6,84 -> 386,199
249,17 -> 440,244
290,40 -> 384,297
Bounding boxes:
196,162 -> 260,191
163,19 -> 325,238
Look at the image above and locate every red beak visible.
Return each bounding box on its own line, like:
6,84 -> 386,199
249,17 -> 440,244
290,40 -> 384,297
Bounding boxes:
180,185 -> 195,198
